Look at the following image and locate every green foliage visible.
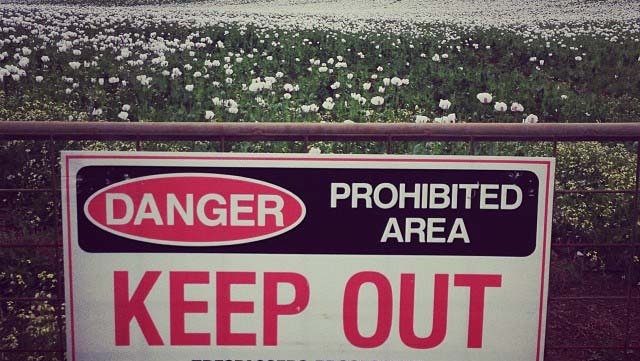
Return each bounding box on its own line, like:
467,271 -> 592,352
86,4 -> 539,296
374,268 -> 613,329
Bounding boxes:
1,7 -> 640,123
0,247 -> 63,361
553,142 -> 636,243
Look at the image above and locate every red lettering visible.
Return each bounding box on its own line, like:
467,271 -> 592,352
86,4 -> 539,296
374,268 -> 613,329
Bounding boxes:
342,271 -> 392,348
263,272 -> 310,346
454,274 -> 502,348
399,273 -> 448,348
216,272 -> 257,346
114,271 -> 164,346
169,271 -> 210,345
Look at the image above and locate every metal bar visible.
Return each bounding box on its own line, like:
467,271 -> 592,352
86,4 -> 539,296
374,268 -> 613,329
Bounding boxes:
623,142 -> 640,352
4,121 -> 640,141
0,243 -> 62,248
0,187 -> 632,194
551,243 -> 637,248
48,139 -> 65,357
0,297 -> 64,302
546,345 -> 640,350
0,188 -> 56,193
555,189 -> 635,194
0,349 -> 65,353
549,296 -> 640,301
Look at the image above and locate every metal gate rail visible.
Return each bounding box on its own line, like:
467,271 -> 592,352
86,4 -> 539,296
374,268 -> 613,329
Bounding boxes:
3,121 -> 640,141
1,121 -> 640,360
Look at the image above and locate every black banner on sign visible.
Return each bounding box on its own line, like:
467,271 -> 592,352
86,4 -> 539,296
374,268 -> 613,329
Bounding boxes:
75,166 -> 539,256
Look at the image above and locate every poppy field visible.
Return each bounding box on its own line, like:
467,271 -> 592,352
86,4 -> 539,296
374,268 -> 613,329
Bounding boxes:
1,0 -> 640,124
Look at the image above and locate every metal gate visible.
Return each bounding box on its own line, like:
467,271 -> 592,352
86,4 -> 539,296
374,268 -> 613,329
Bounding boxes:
1,121 -> 639,361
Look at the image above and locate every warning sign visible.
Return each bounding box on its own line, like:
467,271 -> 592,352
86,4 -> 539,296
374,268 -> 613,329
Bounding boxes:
62,152 -> 554,361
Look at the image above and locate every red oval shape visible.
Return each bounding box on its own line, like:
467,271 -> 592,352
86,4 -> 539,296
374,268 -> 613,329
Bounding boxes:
83,173 -> 306,246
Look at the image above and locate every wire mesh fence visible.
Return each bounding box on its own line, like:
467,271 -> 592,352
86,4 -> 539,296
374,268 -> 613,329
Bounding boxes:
1,121 -> 639,361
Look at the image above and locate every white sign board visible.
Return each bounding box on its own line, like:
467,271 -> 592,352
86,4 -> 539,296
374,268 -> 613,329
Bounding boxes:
62,152 -> 554,361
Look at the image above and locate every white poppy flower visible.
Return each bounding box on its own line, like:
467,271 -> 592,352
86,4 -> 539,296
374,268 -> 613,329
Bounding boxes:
118,111 -> 129,120
205,111 -> 215,120
439,99 -> 452,110
248,80 -> 264,92
444,113 -> 456,123
136,75 -> 152,86
476,93 -> 493,104
523,114 -> 539,124
185,84 -> 194,92
371,96 -> 385,106
322,98 -> 335,110
415,115 -> 430,123
122,104 -> 131,111
510,102 -> 524,112
494,102 -> 507,112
